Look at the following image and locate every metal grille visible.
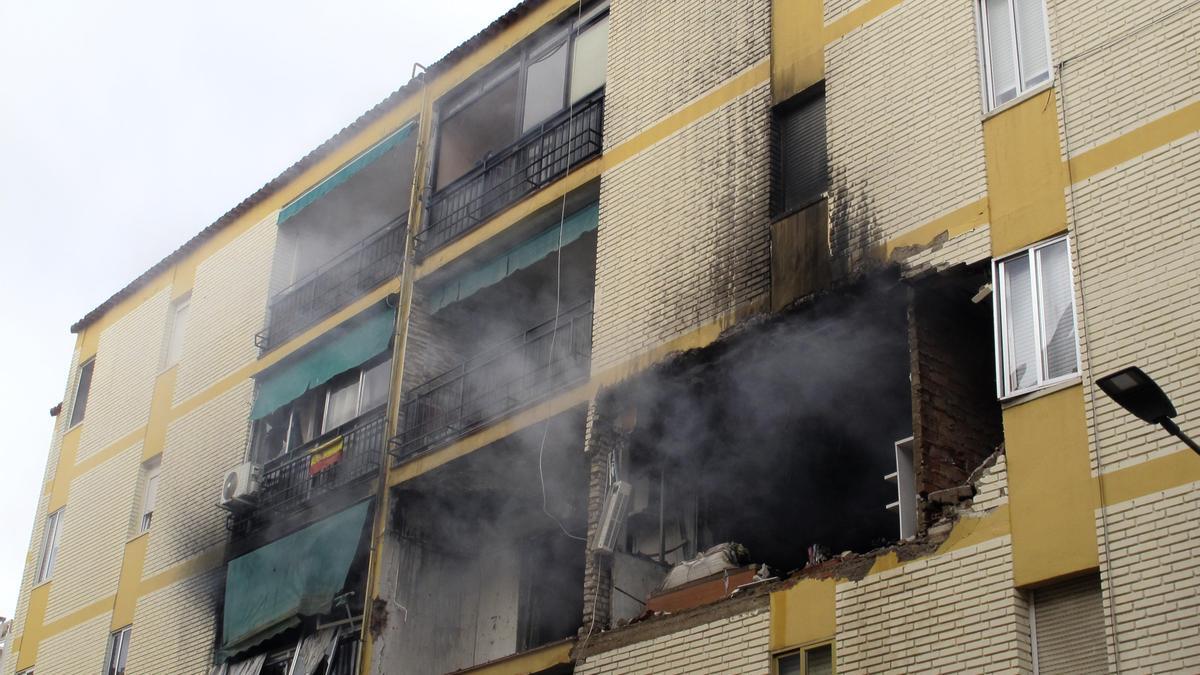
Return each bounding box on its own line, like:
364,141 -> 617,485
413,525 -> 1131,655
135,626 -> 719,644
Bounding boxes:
392,302 -> 593,459
420,90 -> 604,254
257,221 -> 405,353
228,409 -> 385,535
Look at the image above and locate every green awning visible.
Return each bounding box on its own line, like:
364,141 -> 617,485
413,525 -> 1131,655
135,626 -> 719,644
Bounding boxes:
221,500 -> 370,657
250,307 -> 395,420
278,122 -> 415,225
428,202 -> 599,312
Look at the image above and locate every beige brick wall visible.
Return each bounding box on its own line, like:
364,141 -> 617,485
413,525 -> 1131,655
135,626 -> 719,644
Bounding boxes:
34,611 -> 111,675
1050,0 -> 1199,155
899,224 -> 992,274
825,0 -> 869,24
1096,481 -> 1200,672
1069,133 -> 1200,471
75,287 -> 169,462
124,568 -> 223,675
825,0 -> 988,271
835,536 -> 1032,674
592,83 -> 772,370
575,607 -> 771,675
603,0 -> 770,149
173,212 -> 277,405
144,380 -> 252,577
969,451 -> 1009,513
43,443 -> 142,623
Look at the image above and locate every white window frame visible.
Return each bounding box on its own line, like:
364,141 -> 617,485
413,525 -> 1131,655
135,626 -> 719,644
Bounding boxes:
103,625 -> 131,675
977,0 -> 1053,110
320,357 -> 390,433
992,235 -> 1081,399
774,642 -> 835,675
139,461 -> 161,533
67,358 -> 95,429
162,294 -> 191,369
36,508 -> 64,584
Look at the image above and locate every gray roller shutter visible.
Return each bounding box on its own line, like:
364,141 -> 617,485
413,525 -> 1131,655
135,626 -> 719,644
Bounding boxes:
777,93 -> 828,214
1033,573 -> 1107,674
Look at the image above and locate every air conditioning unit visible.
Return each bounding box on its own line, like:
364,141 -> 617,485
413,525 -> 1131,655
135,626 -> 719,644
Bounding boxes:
219,462 -> 260,511
594,480 -> 633,556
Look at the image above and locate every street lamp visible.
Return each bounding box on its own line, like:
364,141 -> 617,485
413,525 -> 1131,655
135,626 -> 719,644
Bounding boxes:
1096,366 -> 1200,456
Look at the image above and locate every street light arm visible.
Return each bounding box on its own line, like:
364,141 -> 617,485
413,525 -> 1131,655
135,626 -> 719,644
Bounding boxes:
1160,418 -> 1200,457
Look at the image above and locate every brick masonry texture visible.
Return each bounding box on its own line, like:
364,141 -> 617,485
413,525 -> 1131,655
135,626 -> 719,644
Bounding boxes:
43,443 -> 142,624
899,225 -> 992,274
575,608 -> 771,675
592,83 -> 772,371
124,569 -> 223,675
1051,0 -> 1199,155
75,287 -> 169,462
835,536 -> 1031,674
825,0 -> 988,273
34,611 -> 111,675
1071,134 -> 1199,471
145,380 -> 253,577
173,213 -> 277,405
1096,481 -> 1200,672
970,452 -> 1009,513
603,0 -> 769,149
824,0 -> 869,24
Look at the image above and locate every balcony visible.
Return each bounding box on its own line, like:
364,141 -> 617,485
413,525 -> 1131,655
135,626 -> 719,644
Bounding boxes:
420,90 -> 604,254
392,301 -> 593,460
229,408 -> 385,536
257,221 -> 405,352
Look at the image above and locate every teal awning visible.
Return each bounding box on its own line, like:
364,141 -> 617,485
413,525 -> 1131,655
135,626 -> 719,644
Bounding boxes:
278,122 -> 416,225
428,202 -> 599,312
221,500 -> 370,657
250,307 -> 395,420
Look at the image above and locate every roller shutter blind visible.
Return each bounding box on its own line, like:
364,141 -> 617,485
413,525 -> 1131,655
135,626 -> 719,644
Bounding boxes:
777,92 -> 828,215
1033,573 -> 1106,674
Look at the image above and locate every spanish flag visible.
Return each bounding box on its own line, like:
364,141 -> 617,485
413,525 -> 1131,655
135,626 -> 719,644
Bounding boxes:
309,437 -> 345,476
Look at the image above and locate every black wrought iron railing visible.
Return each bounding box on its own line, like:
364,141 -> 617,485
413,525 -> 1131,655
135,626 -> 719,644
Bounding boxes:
229,408 -> 385,535
257,220 -> 406,352
392,302 -> 593,459
420,90 -> 604,254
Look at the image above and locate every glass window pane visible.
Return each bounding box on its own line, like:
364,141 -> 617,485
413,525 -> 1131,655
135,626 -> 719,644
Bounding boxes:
38,509 -> 62,582
523,40 -> 569,132
1013,0 -> 1050,89
324,377 -> 360,432
436,73 -> 520,189
1036,240 -> 1078,380
985,0 -> 1019,106
69,359 -> 94,427
570,15 -> 609,104
116,629 -> 130,675
1002,254 -> 1039,392
807,645 -> 834,675
360,359 -> 391,413
777,653 -> 802,675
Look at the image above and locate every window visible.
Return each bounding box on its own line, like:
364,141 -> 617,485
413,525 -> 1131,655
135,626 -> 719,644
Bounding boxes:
68,358 -> 95,428
36,508 -> 63,584
774,88 -> 828,216
777,644 -> 834,675
104,626 -> 131,675
569,13 -> 608,104
139,459 -> 161,533
163,295 -> 190,368
993,236 -> 1079,397
978,0 -> 1051,108
1031,574 -> 1105,672
323,357 -> 391,433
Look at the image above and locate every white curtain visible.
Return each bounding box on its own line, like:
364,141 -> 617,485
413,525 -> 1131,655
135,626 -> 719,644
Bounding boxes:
290,628 -> 337,675
226,654 -> 266,675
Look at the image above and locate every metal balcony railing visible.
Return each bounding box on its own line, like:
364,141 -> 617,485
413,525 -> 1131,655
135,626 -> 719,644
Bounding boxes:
257,220 -> 406,352
420,90 -> 604,254
228,408 -> 385,536
392,302 -> 593,460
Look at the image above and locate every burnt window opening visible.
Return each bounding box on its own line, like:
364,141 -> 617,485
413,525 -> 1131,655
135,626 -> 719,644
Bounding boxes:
431,2 -> 609,192
385,411 -> 587,672
772,84 -> 828,218
603,280 -> 913,623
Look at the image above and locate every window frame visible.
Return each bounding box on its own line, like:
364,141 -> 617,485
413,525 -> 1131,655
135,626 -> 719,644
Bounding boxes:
772,83 -> 829,219
162,294 -> 191,369
139,461 -> 161,534
67,357 -> 95,429
773,642 -> 836,675
992,234 -> 1081,399
103,625 -> 131,675
977,0 -> 1053,110
36,508 -> 64,585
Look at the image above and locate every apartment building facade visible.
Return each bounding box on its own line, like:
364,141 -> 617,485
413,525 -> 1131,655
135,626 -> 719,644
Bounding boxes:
5,0 -> 1198,673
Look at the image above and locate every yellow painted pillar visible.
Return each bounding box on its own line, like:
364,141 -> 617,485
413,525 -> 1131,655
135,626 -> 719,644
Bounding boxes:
772,0 -> 825,103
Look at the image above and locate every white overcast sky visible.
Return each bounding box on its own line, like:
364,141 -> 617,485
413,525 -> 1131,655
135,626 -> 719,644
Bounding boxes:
0,0 -> 514,621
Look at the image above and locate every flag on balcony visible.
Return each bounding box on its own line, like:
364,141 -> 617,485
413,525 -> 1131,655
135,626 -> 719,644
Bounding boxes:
308,437 -> 344,476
